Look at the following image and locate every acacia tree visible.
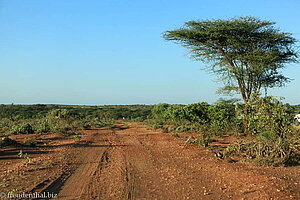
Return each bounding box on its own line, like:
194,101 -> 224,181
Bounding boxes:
163,16 -> 298,133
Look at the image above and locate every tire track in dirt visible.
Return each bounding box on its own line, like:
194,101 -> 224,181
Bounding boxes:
53,130 -> 113,200
84,150 -> 110,199
122,158 -> 135,200
120,134 -> 164,199
85,130 -> 165,199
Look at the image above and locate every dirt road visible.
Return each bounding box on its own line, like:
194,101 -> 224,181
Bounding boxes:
43,122 -> 297,199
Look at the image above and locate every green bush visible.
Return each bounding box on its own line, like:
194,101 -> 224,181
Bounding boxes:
247,95 -> 292,137
223,95 -> 297,166
253,132 -> 292,165
38,120 -> 51,133
152,103 -> 171,119
11,123 -> 34,134
183,126 -> 212,148
196,124 -> 213,147
184,102 -> 209,124
226,120 -> 297,165
164,105 -> 186,121
152,102 -> 210,124
207,103 -> 234,132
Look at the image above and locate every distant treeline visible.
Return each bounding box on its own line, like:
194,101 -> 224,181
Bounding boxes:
0,103 -> 299,121
0,104 -> 153,120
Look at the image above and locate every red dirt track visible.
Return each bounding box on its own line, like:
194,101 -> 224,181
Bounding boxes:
51,123 -> 298,199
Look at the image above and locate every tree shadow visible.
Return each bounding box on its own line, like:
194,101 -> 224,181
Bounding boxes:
0,147 -> 51,160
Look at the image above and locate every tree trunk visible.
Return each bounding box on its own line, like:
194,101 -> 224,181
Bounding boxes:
243,104 -> 248,134
264,87 -> 267,97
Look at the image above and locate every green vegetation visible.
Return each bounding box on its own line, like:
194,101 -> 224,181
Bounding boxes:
150,101 -> 236,149
18,150 -> 31,164
224,95 -> 299,166
11,123 -> 34,134
0,104 -> 153,137
151,102 -> 235,134
150,98 -> 299,166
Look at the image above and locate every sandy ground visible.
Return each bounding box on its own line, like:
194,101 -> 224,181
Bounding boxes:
0,122 -> 299,199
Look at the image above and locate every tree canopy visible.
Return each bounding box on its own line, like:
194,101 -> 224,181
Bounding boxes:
163,16 -> 298,103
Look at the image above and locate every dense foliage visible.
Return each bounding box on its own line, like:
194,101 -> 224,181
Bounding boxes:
246,95 -> 294,137
152,102 -> 234,129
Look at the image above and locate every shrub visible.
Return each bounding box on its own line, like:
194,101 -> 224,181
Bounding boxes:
183,126 -> 213,148
247,95 -> 292,137
253,132 -> 292,165
38,120 -> 51,133
207,103 -> 233,132
18,150 -> 31,164
164,105 -> 186,121
223,95 -> 296,166
132,117 -> 144,122
75,131 -> 82,140
224,140 -> 245,156
152,102 -> 210,124
196,124 -> 213,147
152,103 -> 171,119
183,102 -> 209,124
11,123 -> 34,134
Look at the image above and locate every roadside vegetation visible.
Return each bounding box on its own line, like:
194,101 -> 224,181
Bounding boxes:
146,97 -> 300,166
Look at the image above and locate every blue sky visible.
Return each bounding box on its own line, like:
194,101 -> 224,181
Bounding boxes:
0,0 -> 299,105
